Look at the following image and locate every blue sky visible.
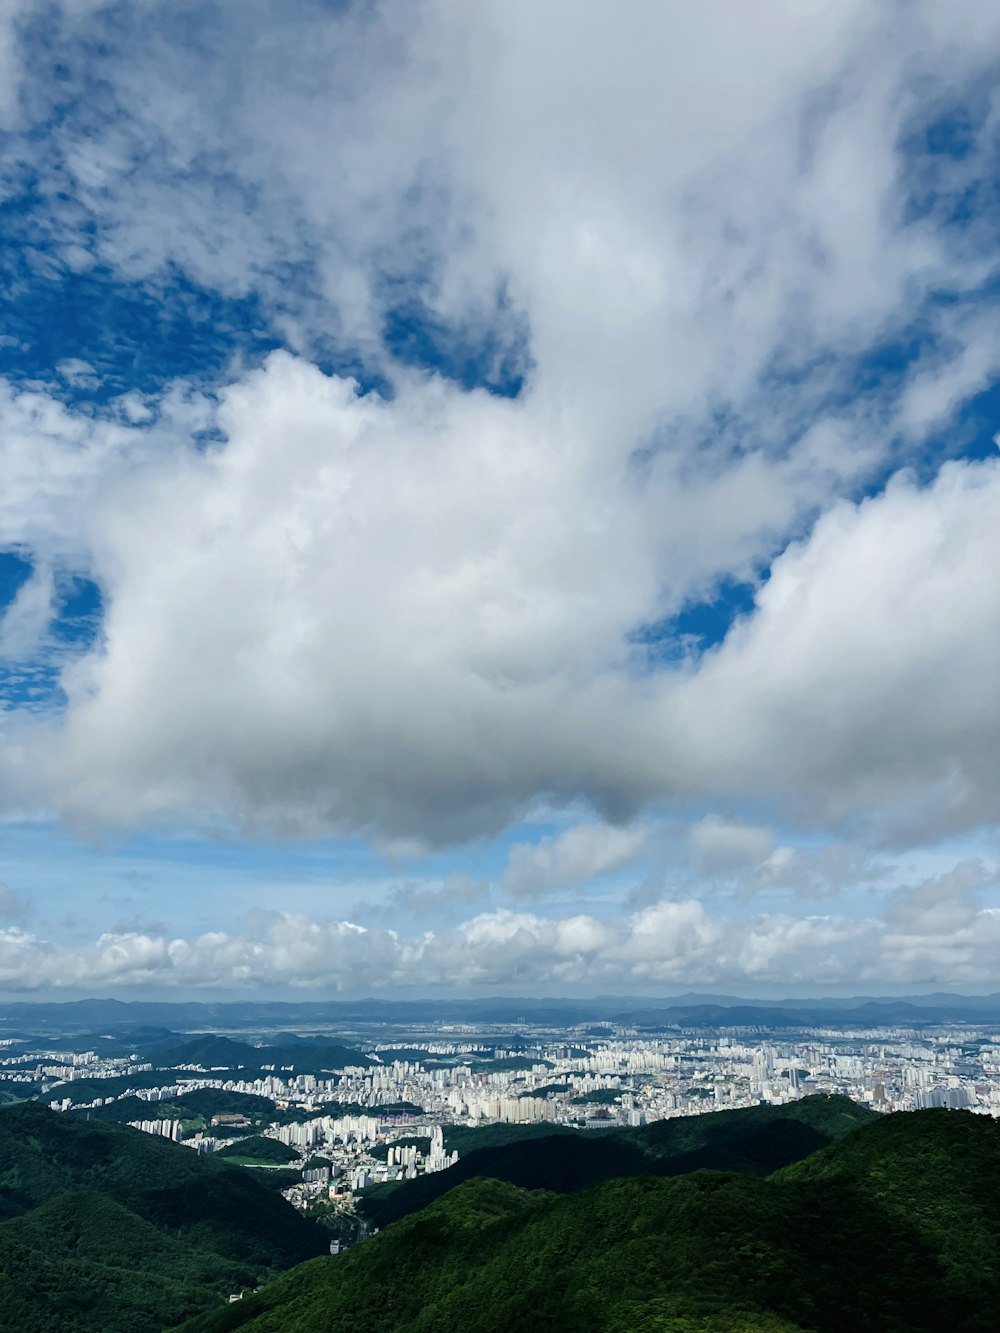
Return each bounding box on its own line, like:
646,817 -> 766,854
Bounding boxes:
0,1 -> 998,997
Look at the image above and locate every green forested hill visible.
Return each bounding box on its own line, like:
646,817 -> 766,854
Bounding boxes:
0,1101 -> 327,1332
74,1086 -> 280,1128
217,1135 -> 301,1165
359,1094 -> 876,1228
153,1035 -> 263,1068
176,1108 -> 1000,1333
442,1120 -> 572,1153
152,1034 -> 375,1073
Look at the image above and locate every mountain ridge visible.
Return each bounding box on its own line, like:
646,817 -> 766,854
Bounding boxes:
177,1108 -> 1000,1333
358,1093 -> 876,1229
5,992 -> 1000,1032
0,1101 -> 327,1332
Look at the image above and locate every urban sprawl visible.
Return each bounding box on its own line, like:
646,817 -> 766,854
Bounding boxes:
3,1023 -> 997,1229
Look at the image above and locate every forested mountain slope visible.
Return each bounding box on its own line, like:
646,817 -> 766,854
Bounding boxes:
180,1108 -> 1000,1333
0,1102 -> 327,1333
359,1093 -> 876,1228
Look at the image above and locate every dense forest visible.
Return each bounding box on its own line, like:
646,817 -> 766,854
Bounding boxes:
0,1102 -> 326,1332
217,1136 -> 301,1166
178,1108 -> 1000,1333
358,1093 -> 875,1228
3,1094 -> 997,1332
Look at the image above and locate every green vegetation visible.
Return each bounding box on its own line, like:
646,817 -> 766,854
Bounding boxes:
442,1120 -> 573,1155
151,1035 -> 374,1074
70,1094 -> 185,1124
174,1109 -> 1000,1333
69,1089 -> 282,1140
217,1136 -> 300,1166
301,1155 -> 334,1171
46,1069 -> 177,1101
68,1086 -> 396,1135
257,1038 -> 376,1073
335,1122 -> 574,1216
174,1089 -> 279,1120
366,1048 -> 434,1063
617,1091 -> 875,1166
369,1135 -> 430,1161
154,1036 -> 263,1068
241,1168 -> 303,1192
0,1101 -> 326,1332
301,1200 -> 364,1242
40,1027 -> 178,1057
526,1081 -> 570,1097
570,1088 -> 620,1105
359,1094 -> 876,1229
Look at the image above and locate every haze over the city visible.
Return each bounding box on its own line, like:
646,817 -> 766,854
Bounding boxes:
0,0 -> 998,999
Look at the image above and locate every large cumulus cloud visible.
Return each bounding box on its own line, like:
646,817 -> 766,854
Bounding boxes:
0,0 -> 996,860
0,362 -> 992,847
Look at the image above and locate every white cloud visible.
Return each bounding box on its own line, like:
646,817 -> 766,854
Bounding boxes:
2,861 -> 998,992
688,816 -> 776,876
683,816 -> 891,899
669,459 -> 1000,842
502,822 -> 648,898
0,562 -> 54,662
878,862 -> 1000,984
0,359 -> 995,850
883,861 -> 989,937
14,0 -> 997,392
381,874 -> 489,917
0,1 -> 995,878
751,842 -> 887,899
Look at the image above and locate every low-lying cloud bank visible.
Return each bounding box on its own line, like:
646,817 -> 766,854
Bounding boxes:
2,863 -> 994,993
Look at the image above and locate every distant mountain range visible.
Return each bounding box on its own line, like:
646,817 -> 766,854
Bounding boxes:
4,992 -> 1000,1032
177,1105 -> 1000,1333
1,1026 -> 375,1075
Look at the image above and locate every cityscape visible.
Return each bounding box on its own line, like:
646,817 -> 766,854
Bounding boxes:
4,1010 -> 997,1233
1,0 -> 999,1328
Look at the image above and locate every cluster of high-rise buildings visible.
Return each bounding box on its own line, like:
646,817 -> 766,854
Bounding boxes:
127,1117 -> 182,1140
6,1018 -> 1000,1224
